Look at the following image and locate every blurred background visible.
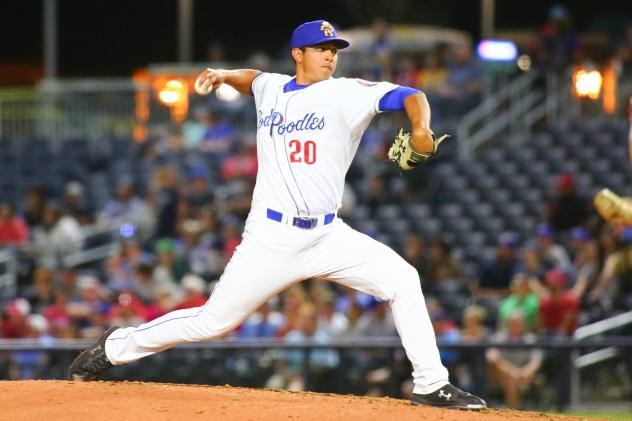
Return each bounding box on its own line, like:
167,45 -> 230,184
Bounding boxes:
1,0 -> 632,415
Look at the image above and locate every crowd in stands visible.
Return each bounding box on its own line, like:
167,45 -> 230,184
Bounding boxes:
1,7 -> 632,409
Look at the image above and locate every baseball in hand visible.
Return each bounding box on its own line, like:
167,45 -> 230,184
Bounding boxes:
194,74 -> 213,96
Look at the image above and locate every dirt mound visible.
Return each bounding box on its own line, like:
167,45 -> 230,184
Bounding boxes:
0,380 -> 592,420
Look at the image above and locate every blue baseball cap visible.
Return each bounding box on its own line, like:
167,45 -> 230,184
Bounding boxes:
291,20 -> 350,50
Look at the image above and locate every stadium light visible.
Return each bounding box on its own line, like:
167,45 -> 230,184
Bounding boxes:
573,69 -> 602,99
477,39 -> 518,62
159,79 -> 187,105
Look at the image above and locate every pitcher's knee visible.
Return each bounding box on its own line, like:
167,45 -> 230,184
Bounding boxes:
199,305 -> 247,339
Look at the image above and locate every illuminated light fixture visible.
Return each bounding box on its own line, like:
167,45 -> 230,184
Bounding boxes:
477,39 -> 518,62
159,79 -> 186,105
574,70 -> 602,99
516,54 -> 532,72
216,83 -> 241,102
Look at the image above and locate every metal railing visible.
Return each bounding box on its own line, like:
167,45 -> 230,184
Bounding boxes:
1,336 -> 631,410
570,310 -> 632,406
456,70 -> 576,159
0,248 -> 17,299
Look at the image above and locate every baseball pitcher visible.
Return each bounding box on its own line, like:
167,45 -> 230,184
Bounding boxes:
69,20 -> 486,410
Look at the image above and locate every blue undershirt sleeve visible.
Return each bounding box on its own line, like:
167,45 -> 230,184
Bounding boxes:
378,86 -> 422,112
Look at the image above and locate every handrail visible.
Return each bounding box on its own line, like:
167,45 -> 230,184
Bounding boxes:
574,310 -> 632,339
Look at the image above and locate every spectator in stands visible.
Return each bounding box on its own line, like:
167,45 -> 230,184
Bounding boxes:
43,290 -> 72,338
432,44 -> 483,119
152,166 -> 181,240
486,310 -> 544,409
458,305 -> 489,392
589,227 -> 632,309
175,274 -> 208,310
519,247 -> 547,280
66,275 -> 110,339
32,202 -> 82,269
532,224 -> 571,271
186,166 -> 215,211
178,217 -> 224,281
63,181 -> 93,224
0,202 -> 29,247
98,179 -> 154,241
9,314 -> 52,379
1,298 -> 31,338
108,291 -> 148,328
368,18 -> 394,81
425,237 -> 462,287
402,232 -> 430,283
416,50 -> 448,94
568,227 -> 599,300
498,273 -> 540,332
536,4 -> 578,73
22,186 -> 47,230
238,301 -> 285,338
429,304 -> 460,372
105,239 -> 152,292
536,269 -> 579,336
221,138 -> 258,182
283,303 -> 340,392
476,233 -> 520,299
357,300 -> 396,337
199,108 -> 235,159
545,174 -> 592,232
151,238 -> 186,301
24,266 -> 56,314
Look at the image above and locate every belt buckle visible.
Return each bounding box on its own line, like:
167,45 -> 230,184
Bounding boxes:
293,216 -> 317,229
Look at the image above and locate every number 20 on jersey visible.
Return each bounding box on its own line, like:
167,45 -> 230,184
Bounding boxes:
289,139 -> 316,164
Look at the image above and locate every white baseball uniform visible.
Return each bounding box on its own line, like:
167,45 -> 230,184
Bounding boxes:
105,73 -> 449,394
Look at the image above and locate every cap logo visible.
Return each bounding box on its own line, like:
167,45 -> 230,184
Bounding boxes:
320,21 -> 334,37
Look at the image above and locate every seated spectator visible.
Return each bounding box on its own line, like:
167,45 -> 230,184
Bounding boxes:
221,139 -> 258,182
476,233 -> 520,299
175,274 -> 208,310
186,166 -> 215,211
109,292 -> 148,328
568,228 -> 599,299
537,269 -> 579,336
22,186 -> 47,230
589,228 -> 632,309
458,305 -> 489,392
32,202 -> 82,269
402,232 -> 430,282
416,50 -> 448,94
498,273 -> 540,332
545,174 -> 592,232
0,202 -> 29,247
97,180 -> 154,241
151,238 -> 187,301
178,218 -> 224,281
486,311 -> 544,409
532,224 -> 571,271
9,314 -> 52,379
238,301 -> 285,338
281,303 -> 340,392
105,239 -> 152,292
431,44 -> 482,120
1,298 -> 31,338
66,276 -> 110,339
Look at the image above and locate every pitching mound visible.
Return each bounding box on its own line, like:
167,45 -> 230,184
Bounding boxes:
1,380 -> 592,420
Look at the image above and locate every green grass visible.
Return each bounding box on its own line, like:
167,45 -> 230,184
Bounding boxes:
566,412 -> 632,420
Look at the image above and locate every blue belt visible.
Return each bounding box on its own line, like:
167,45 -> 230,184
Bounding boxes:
266,208 -> 335,230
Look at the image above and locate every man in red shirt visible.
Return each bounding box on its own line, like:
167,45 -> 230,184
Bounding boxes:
0,203 -> 29,247
537,269 -> 579,336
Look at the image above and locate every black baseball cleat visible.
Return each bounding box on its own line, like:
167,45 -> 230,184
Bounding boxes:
68,325 -> 119,381
411,384 -> 487,410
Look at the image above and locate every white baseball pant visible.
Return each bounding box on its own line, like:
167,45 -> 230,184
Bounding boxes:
105,209 -> 449,394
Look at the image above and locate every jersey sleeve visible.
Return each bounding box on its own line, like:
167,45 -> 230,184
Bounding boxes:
251,72 -> 291,107
341,79 -> 398,131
